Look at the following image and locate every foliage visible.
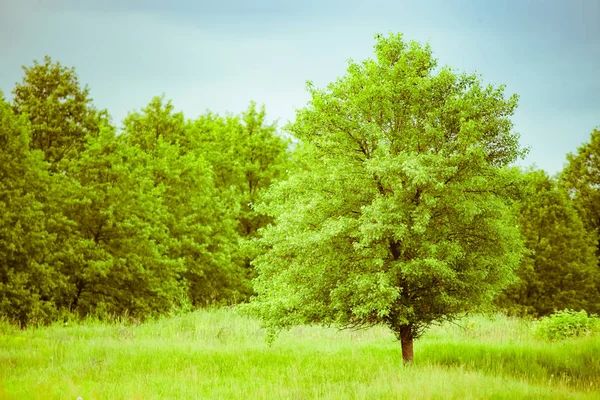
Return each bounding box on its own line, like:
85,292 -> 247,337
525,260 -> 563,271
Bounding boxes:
532,309 -> 600,341
499,169 -> 600,315
122,96 -> 247,305
52,127 -> 186,318
561,128 -> 600,259
250,33 -> 526,362
0,92 -> 63,325
188,102 -> 293,277
1,56 -> 293,324
1,40 -> 596,334
12,56 -> 108,169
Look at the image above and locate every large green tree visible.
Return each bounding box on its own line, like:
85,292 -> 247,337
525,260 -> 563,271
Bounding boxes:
250,34 -> 525,363
53,127 -> 184,318
123,97 -> 247,305
0,92 -> 64,325
12,56 -> 107,169
499,169 -> 600,315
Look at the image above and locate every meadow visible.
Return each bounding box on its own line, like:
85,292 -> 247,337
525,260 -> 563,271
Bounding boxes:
1,308 -> 598,399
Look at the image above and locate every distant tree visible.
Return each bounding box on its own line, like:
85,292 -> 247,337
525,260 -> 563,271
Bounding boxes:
188,102 -> 292,277
233,102 -> 292,240
499,169 -> 600,315
561,128 -> 600,258
123,97 -> 246,305
12,56 -> 107,169
123,95 -> 186,152
52,127 -> 186,318
0,92 -> 63,325
250,34 -> 526,363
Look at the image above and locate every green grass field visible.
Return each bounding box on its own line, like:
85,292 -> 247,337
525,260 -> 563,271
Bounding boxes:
1,308 -> 598,399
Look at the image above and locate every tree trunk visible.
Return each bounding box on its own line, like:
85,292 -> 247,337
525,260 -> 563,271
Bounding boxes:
399,324 -> 414,364
70,280 -> 84,312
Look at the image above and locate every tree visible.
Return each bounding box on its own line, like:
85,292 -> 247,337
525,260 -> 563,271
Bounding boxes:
231,102 -> 291,240
123,96 -> 247,305
561,128 -> 600,258
52,127 -> 185,318
499,169 -> 600,315
0,92 -> 63,325
12,56 -> 107,169
250,34 -> 525,363
188,102 -> 292,278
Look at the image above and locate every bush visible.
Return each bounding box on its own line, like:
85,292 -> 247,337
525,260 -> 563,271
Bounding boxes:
533,309 -> 600,340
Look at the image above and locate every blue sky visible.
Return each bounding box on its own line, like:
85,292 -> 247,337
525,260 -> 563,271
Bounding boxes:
1,0 -> 598,174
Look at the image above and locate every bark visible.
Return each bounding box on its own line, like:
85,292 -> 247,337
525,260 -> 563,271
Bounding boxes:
399,324 -> 414,364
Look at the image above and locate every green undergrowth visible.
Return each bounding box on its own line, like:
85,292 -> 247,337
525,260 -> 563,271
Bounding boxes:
0,309 -> 598,399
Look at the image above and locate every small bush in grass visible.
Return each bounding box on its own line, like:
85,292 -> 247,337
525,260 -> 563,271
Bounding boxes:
533,309 -> 600,340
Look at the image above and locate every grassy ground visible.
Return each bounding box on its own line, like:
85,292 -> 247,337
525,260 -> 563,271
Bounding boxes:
1,309 -> 598,399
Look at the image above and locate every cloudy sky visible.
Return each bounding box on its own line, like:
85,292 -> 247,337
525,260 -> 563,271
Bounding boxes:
1,0 -> 598,174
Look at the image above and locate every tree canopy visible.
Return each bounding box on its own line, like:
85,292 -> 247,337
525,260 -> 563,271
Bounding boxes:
562,128 -> 600,258
499,169 -> 600,315
12,56 -> 108,169
1,58 -> 292,325
188,102 -> 293,279
250,33 -> 526,363
0,92 -> 61,324
122,96 -> 247,305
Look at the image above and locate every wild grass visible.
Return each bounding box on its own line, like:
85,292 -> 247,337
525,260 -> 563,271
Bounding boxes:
0,309 -> 598,399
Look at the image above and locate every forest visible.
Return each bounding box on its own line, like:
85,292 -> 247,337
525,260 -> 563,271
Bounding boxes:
1,34 -> 599,350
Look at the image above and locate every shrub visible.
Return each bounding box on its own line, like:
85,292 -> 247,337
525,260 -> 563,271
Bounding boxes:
533,309 -> 600,340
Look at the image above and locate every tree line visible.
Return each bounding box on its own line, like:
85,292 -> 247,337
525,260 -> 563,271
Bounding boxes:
1,35 -> 599,345
1,56 -> 292,325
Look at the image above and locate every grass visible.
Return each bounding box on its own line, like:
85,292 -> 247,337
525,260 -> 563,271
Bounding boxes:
0,309 -> 598,399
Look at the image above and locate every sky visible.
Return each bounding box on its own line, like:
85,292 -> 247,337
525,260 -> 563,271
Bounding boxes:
0,0 -> 598,174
